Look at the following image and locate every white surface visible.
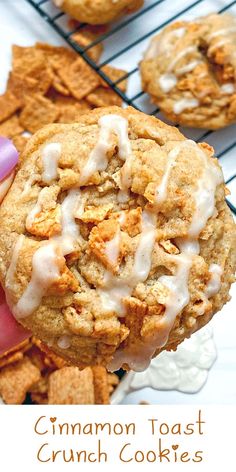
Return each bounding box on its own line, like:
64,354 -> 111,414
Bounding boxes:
0,0 -> 235,404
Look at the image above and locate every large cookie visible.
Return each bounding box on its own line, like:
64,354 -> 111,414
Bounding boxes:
0,106 -> 235,371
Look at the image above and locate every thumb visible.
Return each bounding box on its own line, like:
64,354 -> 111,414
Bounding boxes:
0,285 -> 30,356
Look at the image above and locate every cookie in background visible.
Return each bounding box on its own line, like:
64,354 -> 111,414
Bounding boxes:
140,13 -> 236,129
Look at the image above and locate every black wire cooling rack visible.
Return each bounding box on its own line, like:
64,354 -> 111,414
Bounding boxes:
25,0 -> 236,214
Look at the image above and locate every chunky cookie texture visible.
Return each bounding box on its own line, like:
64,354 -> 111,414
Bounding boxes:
53,0 -> 144,25
0,106 -> 235,371
140,13 -> 236,129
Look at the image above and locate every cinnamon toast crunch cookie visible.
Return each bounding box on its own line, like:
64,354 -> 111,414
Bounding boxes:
0,106 -> 235,371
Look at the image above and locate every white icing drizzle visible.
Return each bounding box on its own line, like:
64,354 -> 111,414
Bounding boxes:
156,253 -> 193,346
158,46 -> 199,92
208,25 -> 236,40
117,188 -> 130,203
0,171 -> 14,203
104,230 -> 121,266
208,37 -> 232,54
99,210 -> 156,316
187,145 -> 223,242
158,73 -> 177,93
25,186 -> 49,229
74,192 -> 87,219
131,211 -> 156,284
173,98 -> 199,114
221,83 -> 235,95
207,24 -> 236,54
168,46 -> 196,72
14,242 -> 62,319
79,114 -> 132,191
41,143 -> 61,184
145,27 -> 186,59
6,235 -> 25,289
155,146 -> 179,204
176,60 -> 200,76
57,188 -> 81,255
22,173 -> 40,197
205,263 -> 223,298
57,335 -> 71,349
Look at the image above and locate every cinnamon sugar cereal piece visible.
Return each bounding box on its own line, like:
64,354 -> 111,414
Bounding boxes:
0,351 -> 24,369
121,208 -> 142,237
0,90 -> 21,123
0,115 -> 24,138
71,30 -> 103,62
26,345 -> 48,372
0,357 -> 41,404
87,87 -> 122,107
12,45 -> 53,95
88,218 -> 122,271
35,43 -> 76,97
58,104 -> 90,123
19,94 -> 59,133
100,65 -> 128,92
108,372 -> 119,394
26,186 -> 62,238
36,42 -> 77,70
54,0 -> 143,25
52,75 -> 71,96
48,366 -> 95,404
57,57 -> 100,100
92,366 -> 110,404
31,393 -> 48,404
79,203 -> 113,223
0,339 -> 31,360
29,375 -> 49,395
8,72 -> 44,105
12,135 -> 29,154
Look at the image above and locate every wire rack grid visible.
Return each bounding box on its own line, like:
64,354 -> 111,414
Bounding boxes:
25,0 -> 236,213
